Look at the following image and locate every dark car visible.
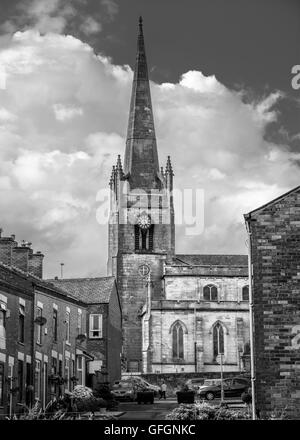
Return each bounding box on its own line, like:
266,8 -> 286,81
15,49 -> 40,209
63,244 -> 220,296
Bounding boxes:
198,377 -> 250,401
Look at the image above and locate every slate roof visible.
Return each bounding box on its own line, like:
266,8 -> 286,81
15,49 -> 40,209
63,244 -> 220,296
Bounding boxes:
174,254 -> 248,267
48,276 -> 116,304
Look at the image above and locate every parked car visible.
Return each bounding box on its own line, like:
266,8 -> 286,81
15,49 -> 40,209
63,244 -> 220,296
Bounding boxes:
111,381 -> 137,401
198,377 -> 250,401
121,375 -> 160,396
185,378 -> 204,391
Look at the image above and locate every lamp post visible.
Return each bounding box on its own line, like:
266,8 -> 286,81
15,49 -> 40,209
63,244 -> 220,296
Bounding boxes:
216,323 -> 224,403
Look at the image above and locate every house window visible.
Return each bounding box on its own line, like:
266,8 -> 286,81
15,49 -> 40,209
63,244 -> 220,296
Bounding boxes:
242,285 -> 249,301
35,360 -> 41,400
76,356 -> 84,385
17,360 -> 24,402
64,359 -> 70,391
71,360 -> 75,391
203,284 -> 218,301
0,362 -> 4,406
0,307 -> 6,348
25,362 -> 32,406
77,310 -> 82,334
43,362 -> 47,409
36,307 -> 43,344
89,314 -> 103,339
65,311 -> 70,343
19,304 -> 25,343
53,309 -> 58,342
172,322 -> 184,359
213,322 -> 224,360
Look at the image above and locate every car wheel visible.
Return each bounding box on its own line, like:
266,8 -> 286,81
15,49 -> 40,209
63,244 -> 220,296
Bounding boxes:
205,392 -> 215,401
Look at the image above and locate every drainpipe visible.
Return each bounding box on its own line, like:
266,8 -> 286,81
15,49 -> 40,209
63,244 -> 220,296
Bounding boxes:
31,282 -> 36,409
245,216 -> 256,420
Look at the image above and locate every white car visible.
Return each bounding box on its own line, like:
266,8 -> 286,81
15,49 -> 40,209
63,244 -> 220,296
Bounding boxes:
121,375 -> 160,396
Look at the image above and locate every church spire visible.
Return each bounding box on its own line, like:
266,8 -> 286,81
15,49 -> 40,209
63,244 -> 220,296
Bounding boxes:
124,17 -> 160,190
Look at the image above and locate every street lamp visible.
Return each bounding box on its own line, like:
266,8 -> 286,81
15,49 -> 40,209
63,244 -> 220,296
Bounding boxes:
216,323 -> 224,403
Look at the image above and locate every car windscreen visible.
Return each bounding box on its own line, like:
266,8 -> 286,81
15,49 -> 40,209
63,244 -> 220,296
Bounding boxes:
112,382 -> 132,388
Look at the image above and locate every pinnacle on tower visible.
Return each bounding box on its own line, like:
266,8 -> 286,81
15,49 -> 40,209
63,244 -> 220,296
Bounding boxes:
165,156 -> 174,176
116,154 -> 124,175
109,165 -> 116,188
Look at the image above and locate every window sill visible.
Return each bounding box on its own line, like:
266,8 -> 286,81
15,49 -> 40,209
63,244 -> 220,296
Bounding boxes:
88,337 -> 103,340
65,341 -> 71,346
18,342 -> 25,346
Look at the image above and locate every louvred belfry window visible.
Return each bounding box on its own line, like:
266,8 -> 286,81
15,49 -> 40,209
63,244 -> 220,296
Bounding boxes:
135,225 -> 154,251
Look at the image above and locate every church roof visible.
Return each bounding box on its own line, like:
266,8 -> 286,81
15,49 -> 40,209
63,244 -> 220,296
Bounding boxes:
174,254 -> 248,267
48,276 -> 116,304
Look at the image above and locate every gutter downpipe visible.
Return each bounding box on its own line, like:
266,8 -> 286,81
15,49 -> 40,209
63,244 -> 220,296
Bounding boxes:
245,216 -> 256,420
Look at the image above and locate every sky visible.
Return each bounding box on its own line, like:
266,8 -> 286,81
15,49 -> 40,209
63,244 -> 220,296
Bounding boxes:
0,0 -> 299,278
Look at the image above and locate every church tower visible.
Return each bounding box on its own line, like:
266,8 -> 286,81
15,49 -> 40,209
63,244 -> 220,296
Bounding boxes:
107,17 -> 175,372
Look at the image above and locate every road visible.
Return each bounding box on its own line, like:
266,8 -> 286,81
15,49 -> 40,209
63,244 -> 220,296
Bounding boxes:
118,398 -> 178,420
117,397 -> 245,420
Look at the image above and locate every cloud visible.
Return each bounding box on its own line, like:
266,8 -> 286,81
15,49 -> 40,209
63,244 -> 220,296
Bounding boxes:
0,29 -> 297,279
53,104 -> 83,121
80,17 -> 102,36
1,0 -> 117,37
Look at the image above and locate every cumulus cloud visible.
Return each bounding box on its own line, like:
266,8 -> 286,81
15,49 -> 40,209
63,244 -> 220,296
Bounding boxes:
0,29 -> 297,278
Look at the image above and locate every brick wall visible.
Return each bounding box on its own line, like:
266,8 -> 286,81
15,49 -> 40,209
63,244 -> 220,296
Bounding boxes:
34,285 -> 88,405
0,265 -> 33,418
248,187 -> 300,419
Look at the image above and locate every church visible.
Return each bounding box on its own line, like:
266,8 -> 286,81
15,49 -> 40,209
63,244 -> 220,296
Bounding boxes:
107,18 -> 250,375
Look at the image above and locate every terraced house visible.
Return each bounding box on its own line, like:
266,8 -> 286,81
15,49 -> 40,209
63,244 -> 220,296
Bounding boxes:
0,230 -> 122,419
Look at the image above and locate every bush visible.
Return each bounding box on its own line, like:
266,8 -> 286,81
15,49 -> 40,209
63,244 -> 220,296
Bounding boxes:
93,383 -> 118,411
241,392 -> 252,404
165,402 -> 251,420
71,385 -> 104,413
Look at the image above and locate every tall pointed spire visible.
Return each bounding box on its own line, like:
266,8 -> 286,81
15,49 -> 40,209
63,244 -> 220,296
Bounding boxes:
124,17 -> 160,190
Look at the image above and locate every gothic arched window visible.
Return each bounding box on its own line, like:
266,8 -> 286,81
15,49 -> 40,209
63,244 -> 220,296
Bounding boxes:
172,322 -> 184,359
242,285 -> 249,301
203,284 -> 218,301
213,322 -> 224,360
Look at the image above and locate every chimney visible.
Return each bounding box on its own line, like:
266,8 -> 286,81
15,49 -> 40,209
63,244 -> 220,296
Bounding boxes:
12,240 -> 31,272
0,232 -> 18,265
28,251 -> 44,279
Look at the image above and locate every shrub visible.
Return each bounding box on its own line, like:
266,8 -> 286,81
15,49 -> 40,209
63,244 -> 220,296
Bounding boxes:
241,392 -> 252,404
93,383 -> 118,411
71,385 -> 104,413
165,402 -> 251,420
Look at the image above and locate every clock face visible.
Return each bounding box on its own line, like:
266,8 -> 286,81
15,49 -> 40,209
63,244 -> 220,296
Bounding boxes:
137,213 -> 151,230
